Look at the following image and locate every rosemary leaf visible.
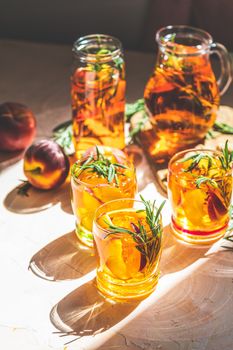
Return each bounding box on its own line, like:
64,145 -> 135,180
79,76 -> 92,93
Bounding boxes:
213,121 -> 233,134
182,153 -> 213,172
53,121 -> 74,156
218,140 -> 233,170
104,195 -> 165,265
107,164 -> 115,183
72,146 -> 126,186
195,176 -> 218,189
17,180 -> 32,197
125,99 -> 145,122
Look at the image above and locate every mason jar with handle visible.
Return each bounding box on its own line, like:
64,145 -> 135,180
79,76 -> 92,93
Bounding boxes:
144,25 -> 232,164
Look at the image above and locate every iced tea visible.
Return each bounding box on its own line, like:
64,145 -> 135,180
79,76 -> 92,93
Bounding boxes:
168,144 -> 233,244
71,35 -> 126,159
93,198 -> 165,301
144,26 -> 225,163
71,146 -> 137,247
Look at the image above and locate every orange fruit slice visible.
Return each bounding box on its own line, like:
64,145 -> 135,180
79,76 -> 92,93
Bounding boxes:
105,235 -> 141,280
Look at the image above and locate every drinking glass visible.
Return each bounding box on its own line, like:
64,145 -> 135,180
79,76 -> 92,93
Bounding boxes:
70,146 -> 137,247
93,198 -> 164,301
168,148 -> 232,244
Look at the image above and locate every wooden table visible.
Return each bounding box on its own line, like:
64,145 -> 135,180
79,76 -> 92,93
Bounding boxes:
1,40 -> 233,350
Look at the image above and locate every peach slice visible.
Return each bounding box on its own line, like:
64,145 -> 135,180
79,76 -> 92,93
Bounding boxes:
105,236 -> 141,280
182,189 -> 207,226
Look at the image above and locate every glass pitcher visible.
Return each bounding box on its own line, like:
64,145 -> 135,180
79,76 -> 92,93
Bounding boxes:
144,25 -> 232,164
71,34 -> 126,160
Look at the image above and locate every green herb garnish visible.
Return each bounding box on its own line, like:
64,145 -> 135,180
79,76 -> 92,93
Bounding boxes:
180,141 -> 233,204
181,141 -> 233,174
17,180 -> 32,197
71,146 -> 127,186
129,111 -> 149,143
218,140 -> 233,170
125,99 -> 149,143
105,195 -> 166,264
125,99 -> 145,122
180,153 -> 213,172
213,122 -> 233,134
195,176 -> 218,189
53,121 -> 75,156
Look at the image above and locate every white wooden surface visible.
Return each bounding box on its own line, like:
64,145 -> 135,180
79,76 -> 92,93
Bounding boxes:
1,40 -> 233,350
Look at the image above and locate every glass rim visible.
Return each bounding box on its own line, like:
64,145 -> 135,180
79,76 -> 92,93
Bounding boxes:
72,33 -> 122,63
93,198 -> 163,240
168,147 -> 232,177
156,25 -> 213,56
71,155 -> 135,188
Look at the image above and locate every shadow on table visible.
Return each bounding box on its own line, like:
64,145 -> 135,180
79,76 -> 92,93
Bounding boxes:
4,181 -> 72,214
100,247 -> 233,349
0,149 -> 24,170
29,230 -> 96,281
125,144 -> 158,193
50,279 -> 140,345
160,225 -> 210,275
49,225 -> 211,344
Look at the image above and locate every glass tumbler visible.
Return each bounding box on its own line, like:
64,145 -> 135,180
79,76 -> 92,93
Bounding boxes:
70,146 -> 137,247
168,148 -> 232,244
93,198 -> 164,301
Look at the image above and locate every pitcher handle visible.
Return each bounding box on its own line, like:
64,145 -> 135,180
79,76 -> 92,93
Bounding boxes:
210,42 -> 232,96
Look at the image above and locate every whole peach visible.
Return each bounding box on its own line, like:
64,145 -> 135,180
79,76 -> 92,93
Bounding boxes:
0,102 -> 36,151
23,139 -> 70,190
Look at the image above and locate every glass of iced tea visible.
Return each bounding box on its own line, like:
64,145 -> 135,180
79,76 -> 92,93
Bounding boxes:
71,34 -> 126,159
168,142 -> 233,244
144,25 -> 232,164
70,146 -> 137,247
93,197 -> 165,301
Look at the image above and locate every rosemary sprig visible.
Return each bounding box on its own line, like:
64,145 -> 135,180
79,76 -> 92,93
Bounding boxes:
17,180 -> 32,197
181,141 -> 233,174
218,140 -> 233,170
181,141 -> 233,202
53,121 -> 75,156
129,111 -> 149,143
213,122 -> 233,134
125,99 -> 149,143
195,176 -> 218,189
180,153 -> 213,172
71,146 -> 127,186
125,99 -> 145,122
139,194 -> 165,236
104,195 -> 166,265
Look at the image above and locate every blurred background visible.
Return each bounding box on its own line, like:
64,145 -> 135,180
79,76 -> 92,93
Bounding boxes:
1,0 -> 233,52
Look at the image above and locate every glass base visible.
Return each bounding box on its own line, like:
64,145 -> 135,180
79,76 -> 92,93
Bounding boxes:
75,223 -> 94,248
171,217 -> 228,245
96,272 -> 160,301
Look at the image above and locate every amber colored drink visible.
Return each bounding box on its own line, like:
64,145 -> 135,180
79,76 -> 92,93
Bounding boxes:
144,52 -> 219,163
143,25 -> 227,164
71,35 -> 126,159
70,146 -> 137,247
93,198 -> 164,301
168,148 -> 232,244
